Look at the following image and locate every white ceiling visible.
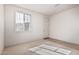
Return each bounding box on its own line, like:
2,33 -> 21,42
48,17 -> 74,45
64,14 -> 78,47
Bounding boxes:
15,4 -> 79,16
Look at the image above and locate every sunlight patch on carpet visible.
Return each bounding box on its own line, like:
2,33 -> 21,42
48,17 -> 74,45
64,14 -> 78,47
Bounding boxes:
29,44 -> 72,55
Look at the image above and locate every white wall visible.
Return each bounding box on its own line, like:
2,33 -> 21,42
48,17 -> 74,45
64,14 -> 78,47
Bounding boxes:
49,7 -> 79,44
5,5 -> 79,47
4,5 -> 48,47
0,4 -> 4,54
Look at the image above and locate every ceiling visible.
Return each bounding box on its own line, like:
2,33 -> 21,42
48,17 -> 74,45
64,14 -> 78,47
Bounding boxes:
14,4 -> 79,16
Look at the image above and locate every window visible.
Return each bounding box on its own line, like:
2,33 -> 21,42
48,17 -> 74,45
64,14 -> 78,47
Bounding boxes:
16,12 -> 31,32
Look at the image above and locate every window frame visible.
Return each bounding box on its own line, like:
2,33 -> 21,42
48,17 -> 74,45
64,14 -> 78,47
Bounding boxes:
15,11 -> 31,32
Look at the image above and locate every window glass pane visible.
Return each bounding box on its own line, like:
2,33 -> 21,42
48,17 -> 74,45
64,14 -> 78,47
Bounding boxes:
27,14 -> 31,18
24,23 -> 30,31
27,18 -> 31,21
25,14 -> 28,22
27,14 -> 31,22
16,12 -> 24,23
16,23 -> 25,31
19,13 -> 24,23
25,14 -> 31,22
